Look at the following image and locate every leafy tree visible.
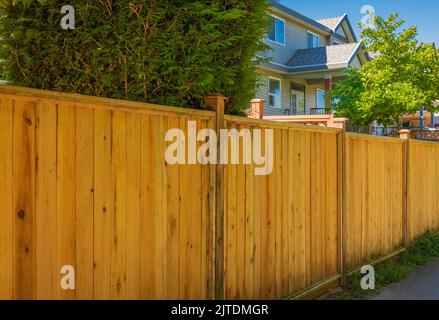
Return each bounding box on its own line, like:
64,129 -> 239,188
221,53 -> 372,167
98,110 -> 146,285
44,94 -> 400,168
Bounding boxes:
330,13 -> 439,129
0,0 -> 269,114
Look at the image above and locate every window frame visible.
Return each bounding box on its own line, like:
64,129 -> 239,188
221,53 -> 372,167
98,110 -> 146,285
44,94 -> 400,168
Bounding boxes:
307,31 -> 320,49
267,15 -> 286,46
268,76 -> 282,109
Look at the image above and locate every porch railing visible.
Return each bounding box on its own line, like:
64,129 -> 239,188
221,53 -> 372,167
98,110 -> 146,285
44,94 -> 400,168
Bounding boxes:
285,107 -> 332,116
309,107 -> 332,115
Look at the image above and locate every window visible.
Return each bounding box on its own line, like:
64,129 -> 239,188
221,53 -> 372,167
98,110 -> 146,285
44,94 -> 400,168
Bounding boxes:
268,15 -> 285,45
316,89 -> 326,109
307,32 -> 320,48
268,78 -> 281,109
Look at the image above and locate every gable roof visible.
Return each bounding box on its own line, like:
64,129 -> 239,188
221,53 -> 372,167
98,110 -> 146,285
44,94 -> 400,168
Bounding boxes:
286,43 -> 360,71
269,1 -> 358,43
317,15 -> 346,31
318,14 -> 358,42
270,1 -> 333,34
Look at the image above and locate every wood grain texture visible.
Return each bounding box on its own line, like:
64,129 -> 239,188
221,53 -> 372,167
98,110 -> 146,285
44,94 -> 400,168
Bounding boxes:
4,86 -> 439,301
345,134 -> 405,270
223,121 -> 340,299
407,140 -> 439,241
56,103 -> 76,300
0,98 -> 13,299
35,100 -> 57,299
13,100 -> 36,299
75,107 -> 94,300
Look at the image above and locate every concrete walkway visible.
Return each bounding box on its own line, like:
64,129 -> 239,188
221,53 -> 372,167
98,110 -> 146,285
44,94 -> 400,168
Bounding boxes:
372,259 -> 439,300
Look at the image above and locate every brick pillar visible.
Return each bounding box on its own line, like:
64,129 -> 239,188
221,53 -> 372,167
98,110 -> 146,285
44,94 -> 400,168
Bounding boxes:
249,99 -> 265,119
324,77 -> 333,109
399,129 -> 411,140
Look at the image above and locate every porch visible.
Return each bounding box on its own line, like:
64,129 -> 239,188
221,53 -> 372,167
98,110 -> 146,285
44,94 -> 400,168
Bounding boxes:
247,98 -> 348,130
251,70 -> 348,129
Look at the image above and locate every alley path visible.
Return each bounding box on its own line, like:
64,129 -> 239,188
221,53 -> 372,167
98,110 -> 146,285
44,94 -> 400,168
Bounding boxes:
372,259 -> 439,300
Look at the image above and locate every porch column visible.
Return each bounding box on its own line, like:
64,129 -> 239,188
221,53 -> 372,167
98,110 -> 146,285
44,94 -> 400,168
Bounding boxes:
324,75 -> 333,109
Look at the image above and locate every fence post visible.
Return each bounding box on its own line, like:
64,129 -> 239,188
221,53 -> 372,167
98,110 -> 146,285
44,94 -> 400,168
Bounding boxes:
337,127 -> 348,288
399,129 -> 410,140
400,129 -> 410,246
403,139 -> 409,247
205,95 -> 227,300
249,99 -> 265,119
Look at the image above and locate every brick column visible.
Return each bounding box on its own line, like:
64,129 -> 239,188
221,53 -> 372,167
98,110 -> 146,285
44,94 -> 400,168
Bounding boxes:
324,76 -> 333,109
249,99 -> 265,119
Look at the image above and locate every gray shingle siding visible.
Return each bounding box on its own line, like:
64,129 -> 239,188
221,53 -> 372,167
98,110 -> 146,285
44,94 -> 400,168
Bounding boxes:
256,70 -> 291,116
261,15 -> 329,65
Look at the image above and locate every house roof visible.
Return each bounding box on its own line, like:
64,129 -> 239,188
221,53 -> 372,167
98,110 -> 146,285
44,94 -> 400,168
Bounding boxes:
317,15 -> 346,31
286,43 -> 361,72
269,1 -> 357,42
270,1 -> 333,34
254,42 -> 365,74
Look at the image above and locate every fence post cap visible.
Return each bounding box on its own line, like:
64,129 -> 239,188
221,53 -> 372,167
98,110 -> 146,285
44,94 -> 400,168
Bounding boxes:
205,94 -> 228,101
399,129 -> 410,140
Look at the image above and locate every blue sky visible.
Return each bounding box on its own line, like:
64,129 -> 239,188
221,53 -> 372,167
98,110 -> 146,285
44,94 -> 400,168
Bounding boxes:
280,0 -> 439,45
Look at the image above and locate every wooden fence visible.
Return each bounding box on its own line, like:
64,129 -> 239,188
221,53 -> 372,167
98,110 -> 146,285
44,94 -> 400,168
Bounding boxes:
0,86 -> 439,300
345,134 -> 406,271
408,140 -> 439,241
0,86 -> 215,300
223,116 -> 340,299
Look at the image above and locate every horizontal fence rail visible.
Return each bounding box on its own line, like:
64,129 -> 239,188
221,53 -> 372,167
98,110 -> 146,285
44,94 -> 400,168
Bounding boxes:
1,86 -> 439,300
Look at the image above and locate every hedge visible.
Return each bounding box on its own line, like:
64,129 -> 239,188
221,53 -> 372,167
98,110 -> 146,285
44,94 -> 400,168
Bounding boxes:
0,0 -> 269,113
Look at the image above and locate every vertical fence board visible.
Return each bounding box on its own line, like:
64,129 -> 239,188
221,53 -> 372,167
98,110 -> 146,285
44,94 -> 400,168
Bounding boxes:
93,109 -> 113,299
165,116 -> 180,299
244,125 -> 255,299
126,113 -> 141,300
111,111 -> 127,299
56,104 -> 76,300
36,100 -> 57,299
75,107 -> 94,300
236,126 -> 246,299
0,98 -> 13,299
13,100 -> 36,300
140,115 -> 155,299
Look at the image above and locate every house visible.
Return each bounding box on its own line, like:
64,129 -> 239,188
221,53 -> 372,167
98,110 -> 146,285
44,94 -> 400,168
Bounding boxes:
249,1 -> 368,128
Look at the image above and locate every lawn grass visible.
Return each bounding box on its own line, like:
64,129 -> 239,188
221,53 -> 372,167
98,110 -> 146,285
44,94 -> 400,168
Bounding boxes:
331,229 -> 439,299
